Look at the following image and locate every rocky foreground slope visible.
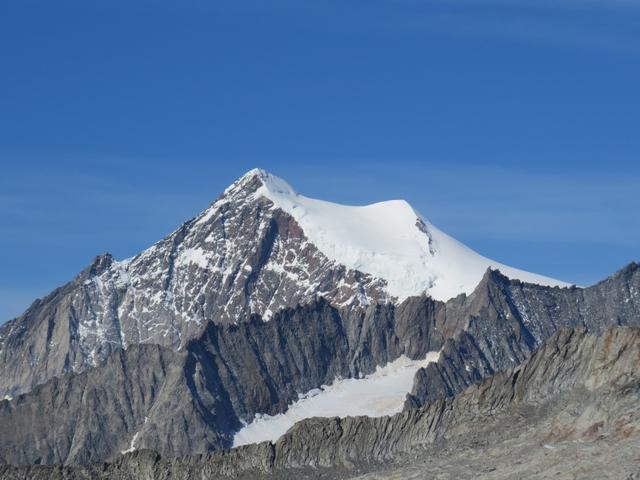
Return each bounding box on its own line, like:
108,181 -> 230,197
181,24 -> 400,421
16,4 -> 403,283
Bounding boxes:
0,264 -> 638,466
3,326 -> 638,479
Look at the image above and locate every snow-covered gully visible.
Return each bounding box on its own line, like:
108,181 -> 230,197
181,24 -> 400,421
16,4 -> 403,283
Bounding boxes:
233,351 -> 441,446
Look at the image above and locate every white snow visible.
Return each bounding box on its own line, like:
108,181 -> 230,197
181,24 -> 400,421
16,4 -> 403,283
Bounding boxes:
232,351 -> 441,447
121,431 -> 140,455
251,169 -> 570,302
121,416 -> 148,455
176,247 -> 211,269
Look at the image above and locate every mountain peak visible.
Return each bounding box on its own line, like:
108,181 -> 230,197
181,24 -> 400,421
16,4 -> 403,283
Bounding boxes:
253,169 -> 297,197
241,167 -> 267,179
235,168 -> 270,188
215,171 -> 568,303
218,168 -> 297,204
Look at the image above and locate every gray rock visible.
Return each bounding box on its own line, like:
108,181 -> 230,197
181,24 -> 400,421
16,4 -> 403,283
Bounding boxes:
2,325 -> 638,479
0,344 -> 178,465
0,296 -> 446,465
1,263 -> 639,466
406,263 -> 640,408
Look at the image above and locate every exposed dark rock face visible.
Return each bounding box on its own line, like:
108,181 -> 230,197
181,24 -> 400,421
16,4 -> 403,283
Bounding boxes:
261,327 -> 640,474
0,298 -> 443,465
0,344 -> 179,465
0,264 -> 638,466
405,263 -> 640,408
3,326 -> 638,479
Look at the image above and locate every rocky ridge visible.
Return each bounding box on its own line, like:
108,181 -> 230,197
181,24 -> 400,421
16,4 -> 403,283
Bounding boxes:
2,325 -> 638,479
406,262 -> 640,408
0,263 -> 637,466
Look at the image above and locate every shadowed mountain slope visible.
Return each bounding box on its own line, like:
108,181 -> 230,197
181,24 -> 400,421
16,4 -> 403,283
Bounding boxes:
2,325 -> 638,479
0,264 -> 637,466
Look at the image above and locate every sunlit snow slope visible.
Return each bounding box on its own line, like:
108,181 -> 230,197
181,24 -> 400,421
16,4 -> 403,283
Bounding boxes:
251,169 -> 569,302
233,352 -> 441,447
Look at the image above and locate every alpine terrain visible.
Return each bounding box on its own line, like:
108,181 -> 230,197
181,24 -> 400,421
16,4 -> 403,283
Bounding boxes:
1,169 -> 639,479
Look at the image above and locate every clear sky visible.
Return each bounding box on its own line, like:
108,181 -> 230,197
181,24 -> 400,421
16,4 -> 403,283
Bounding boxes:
1,1 -> 639,322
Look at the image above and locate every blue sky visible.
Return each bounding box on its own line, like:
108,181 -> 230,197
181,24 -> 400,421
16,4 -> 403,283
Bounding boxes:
1,1 -> 639,322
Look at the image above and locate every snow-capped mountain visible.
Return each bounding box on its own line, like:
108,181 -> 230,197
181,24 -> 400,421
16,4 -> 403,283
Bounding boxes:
2,169 -> 639,470
0,168 -> 568,397
248,169 -> 567,300
79,168 -> 566,350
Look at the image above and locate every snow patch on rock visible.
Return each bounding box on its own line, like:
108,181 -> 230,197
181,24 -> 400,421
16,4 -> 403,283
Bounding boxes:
232,351 -> 441,447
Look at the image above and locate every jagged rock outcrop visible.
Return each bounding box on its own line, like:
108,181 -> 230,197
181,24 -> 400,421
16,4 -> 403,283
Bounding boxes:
405,263 -> 640,408
3,326 -> 638,479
